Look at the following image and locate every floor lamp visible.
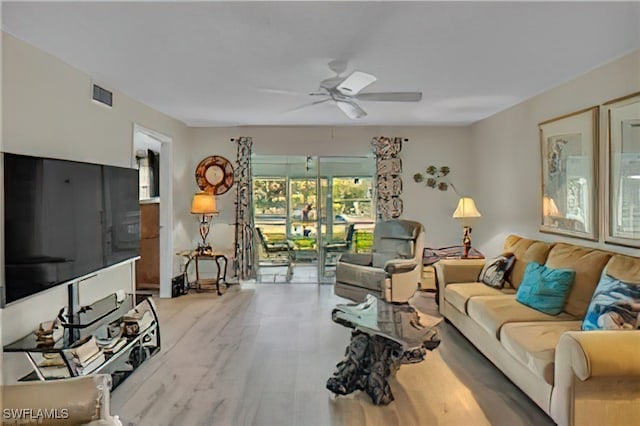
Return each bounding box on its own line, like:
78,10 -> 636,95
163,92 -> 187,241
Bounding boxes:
191,192 -> 218,251
452,197 -> 481,258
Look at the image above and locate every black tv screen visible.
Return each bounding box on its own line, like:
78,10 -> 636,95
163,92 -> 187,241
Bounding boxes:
3,153 -> 140,304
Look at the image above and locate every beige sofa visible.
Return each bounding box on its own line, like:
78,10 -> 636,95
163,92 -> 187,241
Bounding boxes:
1,374 -> 122,425
435,235 -> 640,426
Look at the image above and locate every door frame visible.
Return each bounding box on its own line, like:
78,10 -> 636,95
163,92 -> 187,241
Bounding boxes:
132,124 -> 173,298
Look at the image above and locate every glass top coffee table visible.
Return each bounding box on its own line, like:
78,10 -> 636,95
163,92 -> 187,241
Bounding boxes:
326,294 -> 443,405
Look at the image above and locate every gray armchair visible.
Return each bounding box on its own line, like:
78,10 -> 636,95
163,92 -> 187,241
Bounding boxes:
335,219 -> 425,303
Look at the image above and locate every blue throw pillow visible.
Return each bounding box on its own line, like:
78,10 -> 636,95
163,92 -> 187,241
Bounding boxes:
516,262 -> 575,315
582,271 -> 640,330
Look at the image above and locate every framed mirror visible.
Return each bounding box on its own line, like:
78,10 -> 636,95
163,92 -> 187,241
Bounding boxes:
604,92 -> 640,248
539,107 -> 598,240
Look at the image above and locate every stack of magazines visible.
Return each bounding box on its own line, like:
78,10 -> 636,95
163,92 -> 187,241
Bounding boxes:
69,336 -> 105,375
97,335 -> 128,355
37,353 -> 69,379
122,309 -> 154,337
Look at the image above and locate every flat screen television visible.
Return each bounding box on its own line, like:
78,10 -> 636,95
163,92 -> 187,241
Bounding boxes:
3,153 -> 140,304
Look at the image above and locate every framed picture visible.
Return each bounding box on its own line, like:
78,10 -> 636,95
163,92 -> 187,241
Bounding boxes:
604,92 -> 640,248
539,107 -> 598,240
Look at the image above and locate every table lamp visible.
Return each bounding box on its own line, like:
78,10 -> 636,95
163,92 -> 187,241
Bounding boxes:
191,192 -> 218,250
452,197 -> 481,258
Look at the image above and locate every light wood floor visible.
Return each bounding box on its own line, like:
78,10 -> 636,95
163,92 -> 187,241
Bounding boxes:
112,284 -> 554,426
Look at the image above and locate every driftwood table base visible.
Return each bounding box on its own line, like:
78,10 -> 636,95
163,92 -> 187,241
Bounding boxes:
326,295 -> 442,405
327,331 -> 407,405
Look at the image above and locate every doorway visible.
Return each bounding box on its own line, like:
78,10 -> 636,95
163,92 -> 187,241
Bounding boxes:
252,155 -> 375,283
132,124 -> 173,297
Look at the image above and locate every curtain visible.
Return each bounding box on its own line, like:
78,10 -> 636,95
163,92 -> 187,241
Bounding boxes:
372,136 -> 404,220
233,137 -> 255,280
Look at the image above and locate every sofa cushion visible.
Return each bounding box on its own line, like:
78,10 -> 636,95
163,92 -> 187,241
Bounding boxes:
545,243 -> 612,318
467,295 -> 578,339
503,235 -> 553,288
516,262 -> 576,315
335,263 -> 387,292
582,269 -> 640,330
479,254 -> 515,288
500,321 -> 582,385
444,283 -> 514,314
606,254 -> 640,285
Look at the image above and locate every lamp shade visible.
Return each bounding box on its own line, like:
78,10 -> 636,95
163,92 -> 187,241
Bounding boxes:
452,197 -> 481,219
191,192 -> 218,215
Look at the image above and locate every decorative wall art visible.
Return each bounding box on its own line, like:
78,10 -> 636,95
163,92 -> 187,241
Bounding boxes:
195,155 -> 235,195
603,92 -> 640,248
539,107 -> 598,240
413,165 -> 453,192
372,137 -> 404,220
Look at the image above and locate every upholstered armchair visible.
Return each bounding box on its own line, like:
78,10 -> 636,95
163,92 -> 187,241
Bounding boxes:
335,219 -> 425,303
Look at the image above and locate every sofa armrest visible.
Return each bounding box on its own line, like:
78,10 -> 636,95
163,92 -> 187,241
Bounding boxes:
384,259 -> 417,275
552,331 -> 640,426
434,259 -> 485,313
556,331 -> 640,380
433,259 -> 485,286
2,374 -> 122,426
339,253 -> 372,266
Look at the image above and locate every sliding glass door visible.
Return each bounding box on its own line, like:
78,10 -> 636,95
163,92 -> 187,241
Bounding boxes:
252,154 -> 375,283
317,156 -> 376,283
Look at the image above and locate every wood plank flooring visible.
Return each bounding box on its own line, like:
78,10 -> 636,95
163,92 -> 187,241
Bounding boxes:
112,284 -> 554,426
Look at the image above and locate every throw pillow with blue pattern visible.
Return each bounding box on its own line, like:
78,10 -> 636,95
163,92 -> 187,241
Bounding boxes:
516,262 -> 575,315
582,270 -> 640,330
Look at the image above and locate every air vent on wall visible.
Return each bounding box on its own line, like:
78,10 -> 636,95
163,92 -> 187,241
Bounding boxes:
92,84 -> 113,107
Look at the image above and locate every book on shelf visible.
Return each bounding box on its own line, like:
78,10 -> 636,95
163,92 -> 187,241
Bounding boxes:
75,352 -> 106,375
38,353 -> 65,368
39,365 -> 70,379
103,338 -> 128,355
70,336 -> 101,365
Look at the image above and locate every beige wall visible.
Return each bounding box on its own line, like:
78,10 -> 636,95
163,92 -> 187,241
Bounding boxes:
1,33 -> 189,382
184,126 -> 473,256
471,49 -> 640,256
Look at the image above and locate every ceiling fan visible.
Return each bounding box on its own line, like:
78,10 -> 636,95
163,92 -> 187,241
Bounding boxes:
290,60 -> 423,119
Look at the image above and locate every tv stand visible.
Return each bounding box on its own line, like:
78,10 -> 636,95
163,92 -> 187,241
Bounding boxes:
4,292 -> 160,390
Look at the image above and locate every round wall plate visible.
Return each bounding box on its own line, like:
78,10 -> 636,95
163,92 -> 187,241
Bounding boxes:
195,155 -> 235,195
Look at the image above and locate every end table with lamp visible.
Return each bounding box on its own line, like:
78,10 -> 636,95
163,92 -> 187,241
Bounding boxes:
421,197 -> 485,299
187,192 -> 227,295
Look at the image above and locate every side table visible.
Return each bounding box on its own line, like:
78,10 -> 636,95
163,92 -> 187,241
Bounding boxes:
194,251 -> 227,295
177,249 -> 228,296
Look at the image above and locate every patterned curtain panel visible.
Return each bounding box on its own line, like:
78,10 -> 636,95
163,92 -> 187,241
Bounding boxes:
233,137 -> 255,280
372,136 -> 404,220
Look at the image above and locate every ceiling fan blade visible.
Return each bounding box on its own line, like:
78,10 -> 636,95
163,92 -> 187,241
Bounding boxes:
284,97 -> 331,113
258,87 -> 307,96
335,100 -> 367,119
355,92 -> 422,102
336,71 -> 377,96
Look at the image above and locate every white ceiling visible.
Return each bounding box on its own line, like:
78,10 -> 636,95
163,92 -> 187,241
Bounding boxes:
3,1 -> 640,127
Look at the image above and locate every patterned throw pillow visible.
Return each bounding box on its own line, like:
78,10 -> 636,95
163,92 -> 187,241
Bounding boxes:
516,262 -> 575,315
478,255 -> 515,289
582,271 -> 640,330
